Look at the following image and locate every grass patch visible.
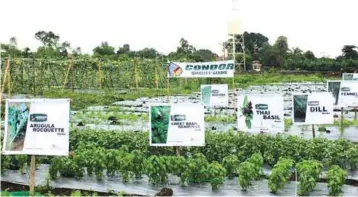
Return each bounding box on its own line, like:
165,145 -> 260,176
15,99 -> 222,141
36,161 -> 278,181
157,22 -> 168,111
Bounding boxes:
333,119 -> 358,127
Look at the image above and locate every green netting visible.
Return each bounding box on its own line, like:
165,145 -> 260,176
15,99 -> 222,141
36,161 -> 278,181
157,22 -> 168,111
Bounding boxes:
9,191 -> 43,196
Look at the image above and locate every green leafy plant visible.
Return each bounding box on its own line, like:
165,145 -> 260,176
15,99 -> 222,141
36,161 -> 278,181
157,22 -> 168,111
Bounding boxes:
186,153 -> 209,184
222,155 -> 239,179
48,157 -> 61,180
131,149 -> 145,178
145,155 -> 168,185
238,161 -> 255,191
246,153 -> 264,180
296,160 -> 323,196
268,157 -> 294,194
327,165 -> 347,196
15,155 -> 28,174
207,161 -> 227,190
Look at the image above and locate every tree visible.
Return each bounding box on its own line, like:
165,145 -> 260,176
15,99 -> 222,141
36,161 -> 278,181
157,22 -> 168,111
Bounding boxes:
176,38 -> 195,55
136,48 -> 158,59
22,47 -> 32,58
34,31 -> 60,47
304,51 -> 316,60
9,37 -> 17,46
342,45 -> 358,59
274,36 -> 289,55
59,41 -> 71,57
191,49 -> 218,62
93,42 -> 115,57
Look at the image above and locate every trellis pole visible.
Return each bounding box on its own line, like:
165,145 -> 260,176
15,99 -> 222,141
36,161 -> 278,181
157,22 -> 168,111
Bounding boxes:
62,57 -> 73,92
134,59 -> 139,89
71,56 -> 75,91
0,57 -> 11,101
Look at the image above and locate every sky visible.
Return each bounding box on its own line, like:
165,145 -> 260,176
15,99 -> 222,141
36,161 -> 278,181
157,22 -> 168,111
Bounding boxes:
0,0 -> 357,58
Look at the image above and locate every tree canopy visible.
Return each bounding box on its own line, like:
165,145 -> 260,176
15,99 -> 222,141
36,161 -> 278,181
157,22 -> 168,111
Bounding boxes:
0,30 -> 357,72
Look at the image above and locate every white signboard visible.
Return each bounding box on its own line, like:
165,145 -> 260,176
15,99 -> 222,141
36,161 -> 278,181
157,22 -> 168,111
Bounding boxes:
2,99 -> 70,156
237,94 -> 284,133
327,80 -> 358,107
342,73 -> 358,81
201,84 -> 228,107
149,104 -> 205,146
168,60 -> 235,78
292,93 -> 334,125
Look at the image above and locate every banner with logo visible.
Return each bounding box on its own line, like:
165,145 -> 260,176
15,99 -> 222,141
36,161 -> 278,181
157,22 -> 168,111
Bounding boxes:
237,94 -> 284,133
327,80 -> 358,107
201,84 -> 228,107
168,60 -> 235,78
342,73 -> 358,81
292,93 -> 334,125
2,99 -> 70,156
149,104 -> 205,146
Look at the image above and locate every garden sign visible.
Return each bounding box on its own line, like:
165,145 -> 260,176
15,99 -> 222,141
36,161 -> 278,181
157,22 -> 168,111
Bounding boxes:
149,103 -> 205,146
327,80 -> 358,107
292,92 -> 334,125
167,60 -> 235,78
201,84 -> 228,107
237,94 -> 284,133
2,99 -> 70,156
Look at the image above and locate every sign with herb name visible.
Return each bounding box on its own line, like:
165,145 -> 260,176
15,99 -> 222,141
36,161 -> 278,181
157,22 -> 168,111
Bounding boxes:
292,93 -> 334,125
201,84 -> 228,107
237,94 -> 284,133
2,99 -> 70,156
149,103 -> 205,146
327,80 -> 358,107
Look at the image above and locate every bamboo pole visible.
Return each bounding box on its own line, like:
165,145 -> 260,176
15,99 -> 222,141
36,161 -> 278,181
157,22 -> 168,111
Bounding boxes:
62,58 -> 73,91
29,155 -> 36,196
155,66 -> 159,89
134,60 -> 139,89
98,60 -> 102,90
311,124 -> 315,138
71,56 -> 75,92
0,57 -> 10,101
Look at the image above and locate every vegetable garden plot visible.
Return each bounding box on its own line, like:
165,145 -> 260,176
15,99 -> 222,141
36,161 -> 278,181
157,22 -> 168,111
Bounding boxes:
2,165 -> 357,196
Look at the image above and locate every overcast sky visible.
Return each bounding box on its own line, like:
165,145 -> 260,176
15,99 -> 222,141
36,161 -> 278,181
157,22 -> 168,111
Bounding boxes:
0,0 -> 357,58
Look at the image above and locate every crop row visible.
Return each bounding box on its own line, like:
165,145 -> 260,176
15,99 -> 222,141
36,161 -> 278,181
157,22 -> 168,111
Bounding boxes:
67,129 -> 358,170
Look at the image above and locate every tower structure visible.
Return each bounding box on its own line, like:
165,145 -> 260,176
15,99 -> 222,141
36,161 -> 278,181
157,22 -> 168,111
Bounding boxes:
227,0 -> 246,72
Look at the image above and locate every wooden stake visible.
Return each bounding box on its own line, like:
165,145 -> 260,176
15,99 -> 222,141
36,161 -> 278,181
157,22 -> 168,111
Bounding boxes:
175,146 -> 180,157
71,56 -> 75,92
134,60 -> 139,89
155,65 -> 159,89
311,124 -> 315,138
0,57 -> 10,101
29,155 -> 36,196
354,107 -> 357,120
98,60 -> 102,90
62,58 -> 73,91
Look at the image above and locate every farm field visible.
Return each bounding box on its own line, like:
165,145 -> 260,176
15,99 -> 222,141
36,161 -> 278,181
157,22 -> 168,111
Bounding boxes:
1,72 -> 358,196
